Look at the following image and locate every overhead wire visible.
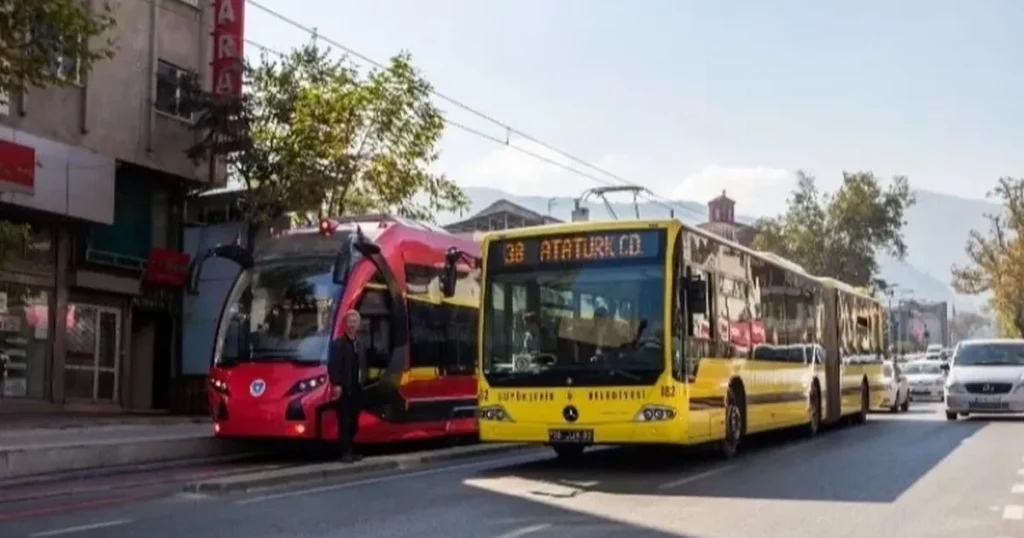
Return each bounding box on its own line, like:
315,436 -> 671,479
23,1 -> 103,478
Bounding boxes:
242,0 -> 708,222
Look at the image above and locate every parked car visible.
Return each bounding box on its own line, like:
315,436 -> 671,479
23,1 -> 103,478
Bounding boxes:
878,360 -> 910,412
904,360 -> 945,401
943,339 -> 1024,420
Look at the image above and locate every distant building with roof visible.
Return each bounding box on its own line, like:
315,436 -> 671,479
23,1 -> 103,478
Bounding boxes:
443,199 -> 561,236
695,190 -> 757,247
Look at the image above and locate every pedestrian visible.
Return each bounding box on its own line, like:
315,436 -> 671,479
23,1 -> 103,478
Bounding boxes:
328,309 -> 366,463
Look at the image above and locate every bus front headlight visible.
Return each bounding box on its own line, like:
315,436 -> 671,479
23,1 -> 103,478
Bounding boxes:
634,405 -> 677,422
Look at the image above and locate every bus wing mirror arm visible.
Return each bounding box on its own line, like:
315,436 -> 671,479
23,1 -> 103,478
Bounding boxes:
186,243 -> 254,295
442,247 -> 479,298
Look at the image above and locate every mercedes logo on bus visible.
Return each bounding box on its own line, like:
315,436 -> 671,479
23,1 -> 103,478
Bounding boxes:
982,384 -> 994,393
563,405 -> 579,423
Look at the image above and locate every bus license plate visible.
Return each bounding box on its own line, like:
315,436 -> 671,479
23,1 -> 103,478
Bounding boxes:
548,429 -> 594,444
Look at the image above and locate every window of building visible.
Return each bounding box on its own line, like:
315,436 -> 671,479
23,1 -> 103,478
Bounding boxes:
155,61 -> 197,120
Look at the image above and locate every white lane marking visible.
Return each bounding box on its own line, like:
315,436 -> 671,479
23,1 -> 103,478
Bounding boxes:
658,464 -> 737,490
30,520 -> 132,537
237,453 -> 539,505
1012,483 -> 1024,495
494,523 -> 552,538
1002,505 -> 1024,520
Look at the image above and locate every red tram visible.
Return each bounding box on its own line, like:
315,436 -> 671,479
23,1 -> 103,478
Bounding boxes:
188,215 -> 481,444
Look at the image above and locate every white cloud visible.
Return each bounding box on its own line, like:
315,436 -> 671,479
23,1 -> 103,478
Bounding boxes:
671,166 -> 798,217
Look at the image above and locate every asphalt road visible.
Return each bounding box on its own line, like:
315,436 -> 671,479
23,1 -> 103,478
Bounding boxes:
2,402 -> 1022,538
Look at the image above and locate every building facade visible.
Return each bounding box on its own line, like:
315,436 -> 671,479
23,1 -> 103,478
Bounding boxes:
0,0 -> 228,413
890,300 -> 950,350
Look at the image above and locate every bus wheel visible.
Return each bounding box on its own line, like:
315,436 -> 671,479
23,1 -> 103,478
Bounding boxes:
552,444 -> 585,461
853,382 -> 869,424
719,386 -> 743,458
806,383 -> 822,437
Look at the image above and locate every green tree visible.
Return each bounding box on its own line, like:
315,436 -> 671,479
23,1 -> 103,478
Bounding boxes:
949,310 -> 989,342
752,171 -> 916,286
0,0 -> 117,265
951,177 -> 1024,337
185,40 -> 468,242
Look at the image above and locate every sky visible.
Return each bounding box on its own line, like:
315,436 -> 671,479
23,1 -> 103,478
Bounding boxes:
242,0 -> 1024,217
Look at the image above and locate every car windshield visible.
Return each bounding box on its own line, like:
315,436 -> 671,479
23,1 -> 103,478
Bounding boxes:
482,232 -> 667,387
215,257 -> 341,364
903,362 -> 942,375
954,342 -> 1024,367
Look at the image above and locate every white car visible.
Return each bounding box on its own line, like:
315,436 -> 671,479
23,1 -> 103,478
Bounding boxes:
943,339 -> 1024,420
904,360 -> 945,401
878,361 -> 910,412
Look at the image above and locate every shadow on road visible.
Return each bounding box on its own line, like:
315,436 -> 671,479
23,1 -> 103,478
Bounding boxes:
472,414 -> 986,505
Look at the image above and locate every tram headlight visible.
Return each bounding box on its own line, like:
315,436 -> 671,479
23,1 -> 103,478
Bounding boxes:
209,378 -> 229,395
478,405 -> 514,422
286,375 -> 328,396
633,405 -> 677,422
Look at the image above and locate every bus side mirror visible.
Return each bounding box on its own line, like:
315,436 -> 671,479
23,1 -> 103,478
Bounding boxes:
686,279 -> 707,315
441,247 -> 459,298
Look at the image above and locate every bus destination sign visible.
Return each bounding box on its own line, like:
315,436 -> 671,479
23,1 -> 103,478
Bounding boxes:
489,229 -> 663,268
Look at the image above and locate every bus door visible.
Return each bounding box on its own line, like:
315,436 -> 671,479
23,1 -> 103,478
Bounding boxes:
821,289 -> 842,423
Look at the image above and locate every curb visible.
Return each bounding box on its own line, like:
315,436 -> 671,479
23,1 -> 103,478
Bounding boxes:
0,436 -> 242,481
183,443 -> 532,494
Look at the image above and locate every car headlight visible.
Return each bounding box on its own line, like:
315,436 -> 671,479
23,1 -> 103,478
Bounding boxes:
1014,373 -> 1024,393
945,382 -> 965,394
633,405 -> 677,422
478,405 -> 514,422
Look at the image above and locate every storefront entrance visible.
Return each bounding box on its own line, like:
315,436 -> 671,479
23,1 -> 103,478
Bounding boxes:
64,304 -> 122,403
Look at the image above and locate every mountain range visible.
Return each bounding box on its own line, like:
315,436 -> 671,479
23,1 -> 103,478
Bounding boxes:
435,187 -> 999,312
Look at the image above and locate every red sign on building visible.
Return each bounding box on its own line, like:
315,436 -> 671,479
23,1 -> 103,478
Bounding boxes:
145,248 -> 191,287
0,140 -> 36,194
212,0 -> 245,97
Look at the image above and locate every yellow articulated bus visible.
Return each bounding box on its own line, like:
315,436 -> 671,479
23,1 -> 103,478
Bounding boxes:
440,217 -> 887,459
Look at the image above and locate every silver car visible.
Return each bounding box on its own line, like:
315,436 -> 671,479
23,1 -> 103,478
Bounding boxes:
905,360 -> 945,401
943,339 -> 1024,420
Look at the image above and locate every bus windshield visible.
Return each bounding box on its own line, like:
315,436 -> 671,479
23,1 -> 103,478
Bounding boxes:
482,254 -> 666,388
215,257 -> 341,365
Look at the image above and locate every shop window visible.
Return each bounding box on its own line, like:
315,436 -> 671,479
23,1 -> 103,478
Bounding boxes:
0,283 -> 51,400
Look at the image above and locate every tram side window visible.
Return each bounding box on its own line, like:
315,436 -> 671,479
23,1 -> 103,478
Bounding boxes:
408,299 -> 443,368
355,288 -> 392,369
443,304 -> 477,374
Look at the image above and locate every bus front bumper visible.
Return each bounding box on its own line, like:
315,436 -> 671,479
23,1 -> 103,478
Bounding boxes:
479,420 -> 686,445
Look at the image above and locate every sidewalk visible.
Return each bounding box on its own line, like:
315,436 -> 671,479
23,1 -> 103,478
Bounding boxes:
0,417 -> 239,482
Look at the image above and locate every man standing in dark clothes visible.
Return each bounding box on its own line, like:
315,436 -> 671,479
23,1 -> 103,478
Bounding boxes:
328,309 -> 366,462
